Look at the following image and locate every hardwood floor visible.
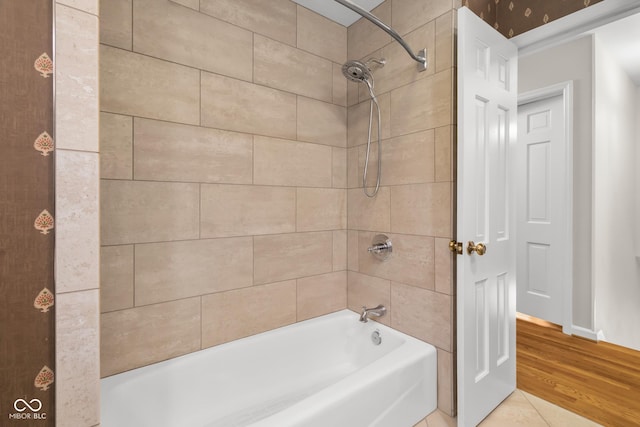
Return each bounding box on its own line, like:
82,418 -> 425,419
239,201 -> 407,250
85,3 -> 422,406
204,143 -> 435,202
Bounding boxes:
516,315 -> 640,427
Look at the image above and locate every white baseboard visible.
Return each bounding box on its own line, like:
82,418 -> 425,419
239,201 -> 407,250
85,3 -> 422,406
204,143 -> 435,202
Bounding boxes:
571,325 -> 605,342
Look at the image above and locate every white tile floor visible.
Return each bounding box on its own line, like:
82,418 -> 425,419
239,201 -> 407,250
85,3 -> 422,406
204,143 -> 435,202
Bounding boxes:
414,389 -> 602,427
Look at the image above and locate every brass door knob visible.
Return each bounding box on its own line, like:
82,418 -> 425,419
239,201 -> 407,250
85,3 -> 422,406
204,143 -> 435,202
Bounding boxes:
467,241 -> 487,256
449,240 -> 463,255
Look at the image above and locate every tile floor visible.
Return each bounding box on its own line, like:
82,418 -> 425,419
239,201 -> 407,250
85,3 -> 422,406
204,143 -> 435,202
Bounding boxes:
414,389 -> 602,427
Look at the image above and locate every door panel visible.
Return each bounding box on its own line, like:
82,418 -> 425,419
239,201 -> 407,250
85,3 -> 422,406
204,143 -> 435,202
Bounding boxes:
517,94 -> 566,325
457,8 -> 518,427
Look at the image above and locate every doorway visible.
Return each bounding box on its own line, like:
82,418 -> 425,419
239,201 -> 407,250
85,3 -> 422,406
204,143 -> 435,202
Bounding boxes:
516,84 -> 573,331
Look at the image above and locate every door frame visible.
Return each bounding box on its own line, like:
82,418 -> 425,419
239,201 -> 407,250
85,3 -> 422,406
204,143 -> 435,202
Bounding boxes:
517,81 -> 574,335
512,0 -> 640,54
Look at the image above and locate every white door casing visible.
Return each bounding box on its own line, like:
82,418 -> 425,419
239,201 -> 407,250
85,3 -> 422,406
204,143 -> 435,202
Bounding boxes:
457,8 -> 518,427
516,85 -> 572,330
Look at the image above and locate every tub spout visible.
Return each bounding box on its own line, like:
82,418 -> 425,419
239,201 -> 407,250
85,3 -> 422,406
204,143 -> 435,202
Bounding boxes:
359,305 -> 387,323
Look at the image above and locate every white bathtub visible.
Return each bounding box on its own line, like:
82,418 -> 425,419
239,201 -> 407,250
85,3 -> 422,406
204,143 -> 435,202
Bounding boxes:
101,309 -> 437,427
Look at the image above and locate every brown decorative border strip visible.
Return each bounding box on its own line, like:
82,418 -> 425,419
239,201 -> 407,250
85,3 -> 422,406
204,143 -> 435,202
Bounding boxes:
465,0 -> 604,38
0,1 -> 55,425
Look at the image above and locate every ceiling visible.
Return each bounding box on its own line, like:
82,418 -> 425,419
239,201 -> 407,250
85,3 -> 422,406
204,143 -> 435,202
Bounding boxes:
292,0 -> 385,26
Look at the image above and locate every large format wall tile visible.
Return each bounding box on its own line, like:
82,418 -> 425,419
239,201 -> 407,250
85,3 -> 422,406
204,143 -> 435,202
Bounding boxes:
200,0 -> 296,46
333,63 -> 348,107
347,187 -> 391,232
253,136 -> 332,187
390,182 -> 452,237
391,282 -> 451,351
201,281 -> 297,347
347,147 -> 360,188
347,77 -> 360,107
201,72 -> 296,139
435,11 -> 455,73
369,20 -> 436,97
254,232 -> 333,284
101,45 -> 199,125
358,232 -> 435,290
170,0 -> 198,10
391,0 -> 452,36
135,238 -> 253,306
348,1 -> 391,61
100,245 -> 134,313
390,70 -> 452,137
435,125 -> 454,182
437,348 -> 455,415
297,6 -> 347,63
101,180 -> 199,245
100,112 -> 132,180
56,4 -> 98,152
56,290 -> 100,426
347,230 -> 359,271
101,298 -> 201,376
134,118 -> 253,184
333,230 -> 347,271
435,237 -> 454,296
297,188 -> 347,232
347,271 -> 391,326
134,0 -> 253,81
100,0 -> 131,50
297,96 -> 347,147
381,131 -> 435,185
254,35 -> 333,103
200,184 -> 296,238
333,147 -> 347,188
355,131 -> 435,187
56,150 -> 100,293
57,0 -> 97,15
297,271 -> 347,321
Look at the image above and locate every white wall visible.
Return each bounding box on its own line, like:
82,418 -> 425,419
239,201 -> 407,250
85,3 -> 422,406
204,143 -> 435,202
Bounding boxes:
593,36 -> 640,351
637,88 -> 640,260
519,35 -> 594,331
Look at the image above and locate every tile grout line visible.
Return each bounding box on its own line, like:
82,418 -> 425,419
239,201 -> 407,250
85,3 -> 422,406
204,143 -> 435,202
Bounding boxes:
131,116 -> 135,180
132,244 -> 137,307
519,391 -> 553,427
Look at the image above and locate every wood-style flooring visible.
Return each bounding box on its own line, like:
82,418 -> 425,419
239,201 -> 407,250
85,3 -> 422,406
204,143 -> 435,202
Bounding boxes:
516,315 -> 640,427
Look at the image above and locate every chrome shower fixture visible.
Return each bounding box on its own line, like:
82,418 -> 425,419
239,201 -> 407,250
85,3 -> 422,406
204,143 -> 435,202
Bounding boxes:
333,0 -> 427,71
341,58 -> 386,83
341,60 -> 372,83
341,57 -> 384,198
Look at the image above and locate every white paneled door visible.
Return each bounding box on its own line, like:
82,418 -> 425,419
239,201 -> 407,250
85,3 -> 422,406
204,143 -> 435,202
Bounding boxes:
516,94 -> 567,326
457,8 -> 518,427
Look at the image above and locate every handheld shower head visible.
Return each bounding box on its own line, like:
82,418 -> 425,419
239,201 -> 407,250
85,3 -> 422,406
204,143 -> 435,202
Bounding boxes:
341,60 -> 372,83
341,58 -> 385,198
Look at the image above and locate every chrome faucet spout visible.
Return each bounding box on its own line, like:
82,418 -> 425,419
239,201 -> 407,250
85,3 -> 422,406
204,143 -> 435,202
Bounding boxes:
359,304 -> 387,323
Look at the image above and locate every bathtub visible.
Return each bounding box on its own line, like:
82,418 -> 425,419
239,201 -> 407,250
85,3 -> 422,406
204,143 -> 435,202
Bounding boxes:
101,309 -> 437,427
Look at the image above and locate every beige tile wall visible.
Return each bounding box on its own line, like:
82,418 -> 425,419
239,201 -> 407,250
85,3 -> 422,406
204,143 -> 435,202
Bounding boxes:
100,0 -> 348,377
100,0 -> 458,419
55,1 -> 100,426
345,0 -> 457,417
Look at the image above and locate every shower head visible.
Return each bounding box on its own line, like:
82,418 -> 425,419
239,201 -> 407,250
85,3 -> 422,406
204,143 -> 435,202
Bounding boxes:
342,60 -> 372,83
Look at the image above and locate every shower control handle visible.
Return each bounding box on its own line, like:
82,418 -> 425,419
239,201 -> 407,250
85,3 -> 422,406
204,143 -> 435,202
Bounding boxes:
368,234 -> 392,261
368,242 -> 391,253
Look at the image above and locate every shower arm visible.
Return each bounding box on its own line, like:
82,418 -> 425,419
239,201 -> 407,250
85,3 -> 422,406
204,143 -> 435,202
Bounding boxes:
333,0 -> 427,71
